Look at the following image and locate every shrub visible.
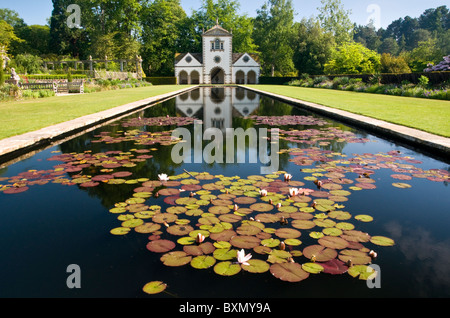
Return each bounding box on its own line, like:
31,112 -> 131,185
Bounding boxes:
418,75 -> 429,87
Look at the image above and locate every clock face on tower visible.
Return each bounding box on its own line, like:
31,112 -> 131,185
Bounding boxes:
214,56 -> 221,63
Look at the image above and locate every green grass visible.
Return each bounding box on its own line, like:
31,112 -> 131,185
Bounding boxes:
247,85 -> 450,138
0,85 -> 193,140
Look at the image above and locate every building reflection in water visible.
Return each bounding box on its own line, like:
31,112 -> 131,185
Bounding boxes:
176,87 -> 260,132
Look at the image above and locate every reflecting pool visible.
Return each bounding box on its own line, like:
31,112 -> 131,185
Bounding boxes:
0,87 -> 449,298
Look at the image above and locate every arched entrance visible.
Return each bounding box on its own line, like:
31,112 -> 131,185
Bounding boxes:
247,70 -> 257,84
235,70 -> 245,84
190,70 -> 200,84
210,67 -> 225,84
179,70 -> 188,84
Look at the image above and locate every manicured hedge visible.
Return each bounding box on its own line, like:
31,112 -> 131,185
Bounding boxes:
260,72 -> 450,85
144,77 -> 177,85
24,74 -> 87,80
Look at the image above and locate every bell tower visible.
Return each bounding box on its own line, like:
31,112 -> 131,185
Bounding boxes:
202,21 -> 233,84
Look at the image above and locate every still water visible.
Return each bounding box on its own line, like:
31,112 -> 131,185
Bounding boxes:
0,87 -> 449,298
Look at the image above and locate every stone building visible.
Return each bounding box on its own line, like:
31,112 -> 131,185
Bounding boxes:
175,22 -> 260,85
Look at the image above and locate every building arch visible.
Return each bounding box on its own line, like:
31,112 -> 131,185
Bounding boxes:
210,67 -> 225,84
247,70 -> 257,84
179,70 -> 189,84
235,70 -> 245,84
190,70 -> 200,84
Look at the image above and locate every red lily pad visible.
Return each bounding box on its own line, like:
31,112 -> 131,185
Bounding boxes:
270,263 -> 310,282
320,259 -> 349,275
303,245 -> 338,262
3,186 -> 29,194
146,239 -> 176,253
230,235 -> 261,249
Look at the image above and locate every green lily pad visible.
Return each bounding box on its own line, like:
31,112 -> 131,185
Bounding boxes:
213,248 -> 237,260
110,227 -> 131,235
348,265 -> 377,280
284,238 -> 302,246
355,214 -> 374,222
242,259 -> 270,273
191,255 -> 216,269
302,262 -> 324,274
213,241 -> 232,249
177,236 -> 196,245
261,238 -> 281,248
142,281 -> 167,295
370,236 -> 395,246
392,182 -> 412,188
214,261 -> 242,276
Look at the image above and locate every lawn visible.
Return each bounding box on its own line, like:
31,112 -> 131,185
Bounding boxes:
0,85 -> 193,140
247,85 -> 450,138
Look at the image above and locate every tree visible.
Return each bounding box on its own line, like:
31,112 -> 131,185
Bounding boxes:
317,0 -> 354,45
11,25 -> 51,56
190,0 -> 257,53
324,42 -> 381,74
353,22 -> 381,51
0,8 -> 27,29
293,18 -> 335,75
403,38 -> 443,72
254,0 -> 296,76
140,0 -> 187,76
0,20 -> 22,51
380,53 -> 411,73
378,37 -> 400,56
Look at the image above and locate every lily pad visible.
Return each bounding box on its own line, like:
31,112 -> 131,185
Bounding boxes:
348,265 -> 377,280
275,228 -> 301,239
355,214 -> 374,222
320,259 -> 349,275
191,255 -> 216,269
370,236 -> 395,246
183,242 -> 215,256
270,263 -> 309,282
110,227 -> 131,235
160,251 -> 192,267
214,261 -> 241,276
302,262 -> 324,274
230,235 -> 261,249
318,236 -> 349,249
242,259 -> 270,273
213,248 -> 237,261
303,245 -> 337,262
250,203 -> 274,212
338,249 -> 371,265
142,281 -> 167,295
135,222 -> 162,234
146,239 -> 176,253
166,224 -> 194,236
392,182 -> 412,188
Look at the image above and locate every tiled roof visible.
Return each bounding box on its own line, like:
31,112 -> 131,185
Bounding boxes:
175,53 -> 203,65
203,25 -> 232,37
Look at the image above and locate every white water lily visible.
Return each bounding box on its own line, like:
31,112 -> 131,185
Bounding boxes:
158,173 -> 169,181
237,249 -> 252,266
284,173 -> 293,181
289,188 -> 299,197
259,189 -> 268,197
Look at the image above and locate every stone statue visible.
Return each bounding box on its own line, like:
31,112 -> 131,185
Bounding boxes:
10,68 -> 20,85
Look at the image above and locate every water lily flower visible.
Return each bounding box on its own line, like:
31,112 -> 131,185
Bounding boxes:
313,179 -> 322,188
196,233 -> 205,244
158,173 -> 169,182
369,250 -> 377,258
298,188 -> 314,195
259,189 -> 268,197
276,202 -> 282,208
284,173 -> 293,182
289,188 -> 299,197
233,204 -> 239,211
237,249 -> 252,266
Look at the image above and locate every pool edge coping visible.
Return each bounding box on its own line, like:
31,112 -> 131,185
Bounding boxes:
0,86 -> 198,166
242,85 -> 450,159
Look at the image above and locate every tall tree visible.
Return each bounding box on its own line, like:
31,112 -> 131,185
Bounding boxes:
293,18 -> 335,75
324,42 -> 381,74
140,0 -> 187,76
317,0 -> 354,45
190,0 -> 257,53
254,0 -> 296,76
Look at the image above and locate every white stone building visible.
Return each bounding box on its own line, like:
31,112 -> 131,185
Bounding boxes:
175,23 -> 260,85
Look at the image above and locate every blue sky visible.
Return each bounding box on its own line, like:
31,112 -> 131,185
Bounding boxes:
1,0 -> 448,29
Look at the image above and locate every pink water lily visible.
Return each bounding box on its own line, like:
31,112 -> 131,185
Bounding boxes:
298,188 -> 314,195
237,249 -> 252,266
